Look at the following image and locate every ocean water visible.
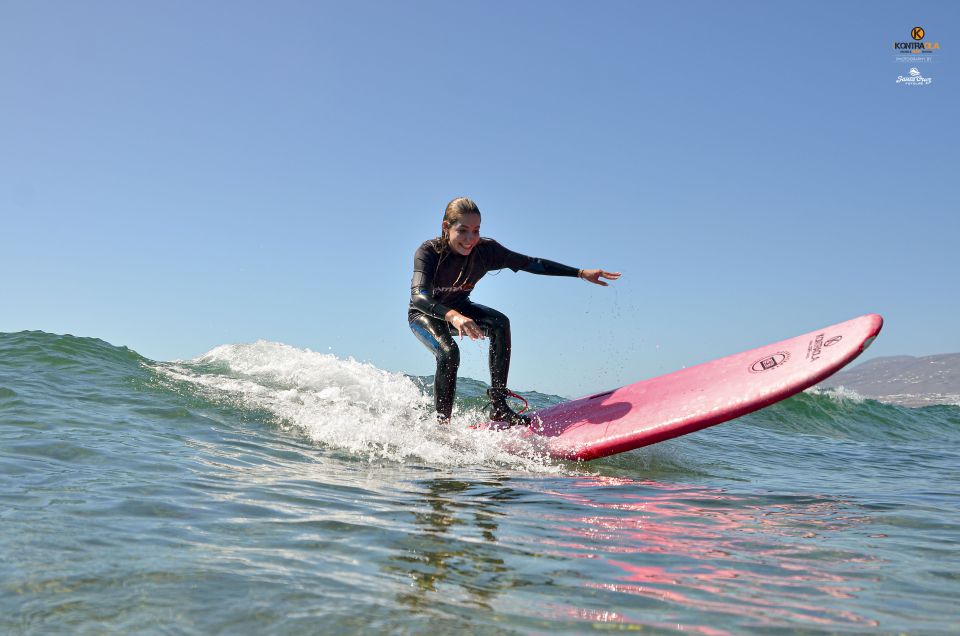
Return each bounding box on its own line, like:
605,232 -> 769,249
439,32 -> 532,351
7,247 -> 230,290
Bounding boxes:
1,331 -> 958,635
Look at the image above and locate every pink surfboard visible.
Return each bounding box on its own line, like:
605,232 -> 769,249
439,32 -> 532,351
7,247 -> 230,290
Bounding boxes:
480,314 -> 883,461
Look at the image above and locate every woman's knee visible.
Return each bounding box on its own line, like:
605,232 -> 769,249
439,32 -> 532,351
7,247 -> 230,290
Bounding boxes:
437,342 -> 460,372
476,308 -> 510,335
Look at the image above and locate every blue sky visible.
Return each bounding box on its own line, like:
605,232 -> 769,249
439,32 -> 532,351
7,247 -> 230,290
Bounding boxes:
2,1 -> 957,396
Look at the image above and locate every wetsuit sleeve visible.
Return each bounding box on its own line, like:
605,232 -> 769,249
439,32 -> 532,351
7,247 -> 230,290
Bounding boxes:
410,245 -> 454,319
518,256 -> 581,277
487,240 -> 581,277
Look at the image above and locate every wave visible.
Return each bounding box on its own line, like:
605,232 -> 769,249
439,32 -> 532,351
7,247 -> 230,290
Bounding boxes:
152,340 -> 563,471
0,330 -> 145,371
736,386 -> 960,441
2,332 -> 958,469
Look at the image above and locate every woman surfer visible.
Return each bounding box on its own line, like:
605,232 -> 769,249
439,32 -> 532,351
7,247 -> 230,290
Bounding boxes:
409,197 -> 620,425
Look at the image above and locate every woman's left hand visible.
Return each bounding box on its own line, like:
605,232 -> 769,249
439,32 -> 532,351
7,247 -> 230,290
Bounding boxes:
579,269 -> 621,286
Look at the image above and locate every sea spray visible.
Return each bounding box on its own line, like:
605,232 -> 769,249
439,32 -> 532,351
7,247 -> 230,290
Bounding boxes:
154,340 -> 564,471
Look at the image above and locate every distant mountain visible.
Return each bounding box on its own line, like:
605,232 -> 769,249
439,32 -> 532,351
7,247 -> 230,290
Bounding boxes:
818,353 -> 960,406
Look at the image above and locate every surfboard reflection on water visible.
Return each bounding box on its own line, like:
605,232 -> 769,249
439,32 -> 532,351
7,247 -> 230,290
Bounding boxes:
528,476 -> 881,631
382,474 -> 884,633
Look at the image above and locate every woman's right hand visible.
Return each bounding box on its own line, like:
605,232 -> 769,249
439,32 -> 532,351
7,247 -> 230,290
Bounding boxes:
446,310 -> 485,340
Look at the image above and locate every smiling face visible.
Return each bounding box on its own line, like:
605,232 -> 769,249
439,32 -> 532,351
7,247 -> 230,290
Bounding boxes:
443,212 -> 481,256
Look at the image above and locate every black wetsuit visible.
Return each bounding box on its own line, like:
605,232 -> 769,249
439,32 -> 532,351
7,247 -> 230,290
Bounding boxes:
408,238 -> 579,419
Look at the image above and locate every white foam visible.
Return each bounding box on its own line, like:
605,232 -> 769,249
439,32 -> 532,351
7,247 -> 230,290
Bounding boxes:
154,340 -> 563,472
805,385 -> 866,404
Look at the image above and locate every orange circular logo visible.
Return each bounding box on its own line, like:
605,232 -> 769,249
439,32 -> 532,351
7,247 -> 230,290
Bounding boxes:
911,26 -> 925,40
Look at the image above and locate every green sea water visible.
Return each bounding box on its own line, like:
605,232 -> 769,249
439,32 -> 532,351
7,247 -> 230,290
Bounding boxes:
1,331 -> 959,634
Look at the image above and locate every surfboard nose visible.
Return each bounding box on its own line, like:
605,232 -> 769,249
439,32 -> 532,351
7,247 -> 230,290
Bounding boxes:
860,314 -> 884,352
